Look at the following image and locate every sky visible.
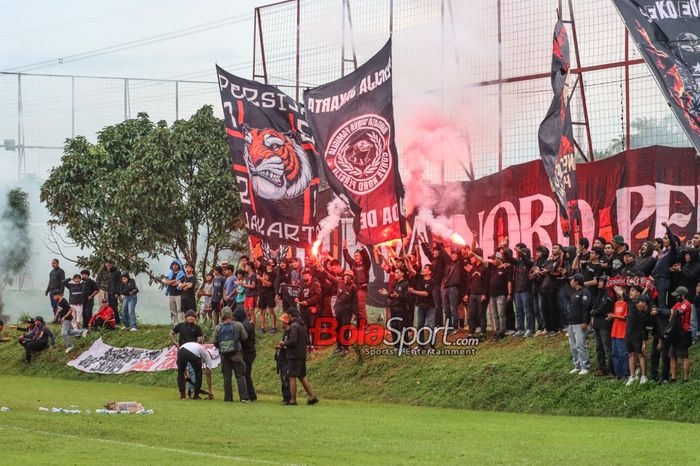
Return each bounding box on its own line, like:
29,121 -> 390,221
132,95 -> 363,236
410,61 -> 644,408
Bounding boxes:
1,0 -> 266,80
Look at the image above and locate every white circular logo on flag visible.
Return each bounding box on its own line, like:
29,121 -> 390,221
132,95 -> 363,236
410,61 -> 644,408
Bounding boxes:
326,114 -> 392,195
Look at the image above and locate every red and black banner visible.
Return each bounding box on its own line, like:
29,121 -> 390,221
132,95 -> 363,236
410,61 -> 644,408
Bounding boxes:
216,66 -> 320,248
613,0 -> 700,152
537,19 -> 580,237
304,39 -> 406,245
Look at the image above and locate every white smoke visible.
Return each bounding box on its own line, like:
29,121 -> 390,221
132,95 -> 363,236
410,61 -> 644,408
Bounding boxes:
313,196 -> 349,252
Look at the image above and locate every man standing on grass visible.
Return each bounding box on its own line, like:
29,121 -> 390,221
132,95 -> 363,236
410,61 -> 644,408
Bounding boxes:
171,310 -> 204,397
275,312 -> 292,404
618,286 -> 648,386
176,341 -> 214,400
234,307 -> 257,401
80,269 -> 99,329
281,308 -> 318,406
565,274 -> 591,375
343,240 -> 371,325
256,258 -> 279,334
213,307 -> 249,402
63,274 -> 86,329
669,286 -> 692,383
45,258 -> 65,318
163,260 -> 185,325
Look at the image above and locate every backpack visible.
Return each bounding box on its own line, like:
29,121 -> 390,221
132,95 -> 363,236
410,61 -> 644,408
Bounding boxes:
217,322 -> 241,354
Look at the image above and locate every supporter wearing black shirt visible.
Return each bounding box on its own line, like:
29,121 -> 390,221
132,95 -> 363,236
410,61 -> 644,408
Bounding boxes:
512,246 -> 534,336
590,278 -> 614,376
179,264 -> 198,313
257,258 -> 279,333
410,265 -> 436,350
80,270 -> 99,326
170,310 -> 203,347
380,268 -> 411,351
540,244 -> 565,334
487,252 -> 512,339
466,249 -> 489,337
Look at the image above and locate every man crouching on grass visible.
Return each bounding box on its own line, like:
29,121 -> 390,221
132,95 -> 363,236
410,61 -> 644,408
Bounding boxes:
279,308 -> 318,406
176,341 -> 214,400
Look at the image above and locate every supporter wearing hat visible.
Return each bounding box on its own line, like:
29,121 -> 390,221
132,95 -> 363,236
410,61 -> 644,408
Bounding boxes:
170,308 -> 203,352
669,286 -> 693,382
335,269 -> 359,355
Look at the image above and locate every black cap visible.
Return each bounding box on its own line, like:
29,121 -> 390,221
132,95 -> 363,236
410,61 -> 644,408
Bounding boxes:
34,316 -> 44,323
185,310 -> 196,317
568,273 -> 585,285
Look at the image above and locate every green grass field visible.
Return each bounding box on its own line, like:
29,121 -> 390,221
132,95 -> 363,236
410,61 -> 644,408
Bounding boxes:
1,374 -> 699,466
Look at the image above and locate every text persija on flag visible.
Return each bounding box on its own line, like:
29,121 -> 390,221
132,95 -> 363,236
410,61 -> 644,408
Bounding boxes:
612,0 -> 700,153
537,19 -> 581,238
304,38 -> 406,245
216,65 -> 320,248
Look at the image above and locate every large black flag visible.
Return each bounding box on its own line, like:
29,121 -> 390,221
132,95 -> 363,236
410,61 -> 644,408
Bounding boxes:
216,65 -> 320,248
612,0 -> 700,152
304,39 -> 406,245
537,19 -> 580,236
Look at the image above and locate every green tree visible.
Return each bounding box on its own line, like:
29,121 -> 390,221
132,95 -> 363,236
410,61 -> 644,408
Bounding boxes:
594,115 -> 690,159
0,187 -> 30,318
40,105 -> 244,283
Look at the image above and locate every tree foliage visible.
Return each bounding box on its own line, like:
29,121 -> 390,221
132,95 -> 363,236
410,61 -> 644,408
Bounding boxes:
40,105 -> 244,281
0,188 -> 30,286
594,115 -> 691,159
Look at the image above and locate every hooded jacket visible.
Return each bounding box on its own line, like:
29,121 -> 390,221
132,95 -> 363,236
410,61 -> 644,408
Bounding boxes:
652,226 -> 678,279
635,241 -> 657,276
164,259 -> 186,296
679,249 -> 700,290
529,246 -> 550,294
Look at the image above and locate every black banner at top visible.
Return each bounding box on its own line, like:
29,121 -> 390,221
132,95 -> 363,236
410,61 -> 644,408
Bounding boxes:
216,66 -> 320,248
304,39 -> 406,245
537,19 -> 580,236
613,0 -> 700,152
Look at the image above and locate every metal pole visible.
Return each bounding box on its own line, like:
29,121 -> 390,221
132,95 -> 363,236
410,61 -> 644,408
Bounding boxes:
341,0 -> 346,77
175,80 -> 179,121
497,0 -> 503,171
624,30 -> 631,151
389,0 -> 393,35
17,73 -> 22,180
567,0 -> 594,161
71,76 -> 75,137
440,0 -> 445,184
295,0 -> 300,101
124,78 -> 129,120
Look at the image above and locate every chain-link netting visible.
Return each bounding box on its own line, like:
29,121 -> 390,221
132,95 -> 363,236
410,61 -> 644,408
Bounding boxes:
254,0 -> 694,182
0,72 -> 221,178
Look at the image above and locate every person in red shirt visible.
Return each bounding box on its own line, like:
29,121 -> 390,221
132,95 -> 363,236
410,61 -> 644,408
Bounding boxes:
607,291 -> 630,379
669,286 -> 692,382
87,299 -> 116,331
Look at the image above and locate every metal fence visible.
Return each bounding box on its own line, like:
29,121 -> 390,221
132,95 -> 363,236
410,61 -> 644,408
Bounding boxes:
252,0 -> 694,182
0,72 -> 221,179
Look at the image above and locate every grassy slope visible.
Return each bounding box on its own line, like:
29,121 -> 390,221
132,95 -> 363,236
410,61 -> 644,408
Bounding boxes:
2,375 -> 700,466
1,323 -> 700,423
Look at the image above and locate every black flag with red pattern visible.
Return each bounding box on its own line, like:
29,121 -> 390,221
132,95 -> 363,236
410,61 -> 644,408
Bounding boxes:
216,65 -> 320,248
537,19 -> 581,237
612,0 -> 700,153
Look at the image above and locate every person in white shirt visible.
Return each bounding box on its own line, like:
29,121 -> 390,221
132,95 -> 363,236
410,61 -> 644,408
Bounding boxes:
177,341 -> 214,400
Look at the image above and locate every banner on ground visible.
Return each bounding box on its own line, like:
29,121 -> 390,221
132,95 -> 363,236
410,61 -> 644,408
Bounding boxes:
304,38 -> 406,245
67,338 -> 220,374
612,0 -> 700,153
217,65 -> 320,248
537,19 -> 580,235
